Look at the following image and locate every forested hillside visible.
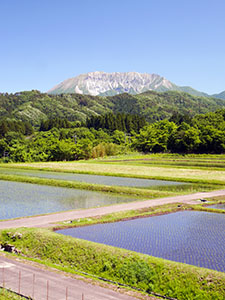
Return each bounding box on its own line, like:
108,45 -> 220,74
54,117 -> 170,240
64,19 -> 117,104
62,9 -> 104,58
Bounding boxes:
0,90 -> 224,126
110,91 -> 225,122
0,109 -> 225,162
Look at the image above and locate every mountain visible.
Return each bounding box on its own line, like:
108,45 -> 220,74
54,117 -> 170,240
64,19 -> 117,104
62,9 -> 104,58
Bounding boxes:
109,91 -> 225,122
1,90 -> 225,126
48,71 -> 208,97
212,91 -> 225,100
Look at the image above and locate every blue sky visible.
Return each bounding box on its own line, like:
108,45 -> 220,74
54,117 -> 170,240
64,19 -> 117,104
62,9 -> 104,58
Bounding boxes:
1,0 -> 225,94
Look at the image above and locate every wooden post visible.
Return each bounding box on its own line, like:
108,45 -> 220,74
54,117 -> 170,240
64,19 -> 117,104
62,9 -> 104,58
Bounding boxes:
32,274 -> 35,299
47,280 -> 49,300
66,286 -> 68,300
2,267 -> 5,288
18,271 -> 21,294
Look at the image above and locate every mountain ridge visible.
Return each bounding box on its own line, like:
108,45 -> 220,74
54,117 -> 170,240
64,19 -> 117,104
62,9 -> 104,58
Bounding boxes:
213,90 -> 225,100
48,71 -> 204,97
48,71 -> 223,99
1,89 -> 225,127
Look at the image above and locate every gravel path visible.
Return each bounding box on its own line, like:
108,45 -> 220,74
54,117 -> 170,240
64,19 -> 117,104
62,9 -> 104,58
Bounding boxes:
0,189 -> 224,229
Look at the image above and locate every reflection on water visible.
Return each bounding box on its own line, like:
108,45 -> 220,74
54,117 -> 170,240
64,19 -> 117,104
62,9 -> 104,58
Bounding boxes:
0,167 -> 185,187
0,180 -> 138,220
57,211 -> 225,272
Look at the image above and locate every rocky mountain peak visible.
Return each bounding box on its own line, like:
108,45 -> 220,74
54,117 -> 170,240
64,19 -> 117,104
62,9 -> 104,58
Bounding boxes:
48,71 -> 177,96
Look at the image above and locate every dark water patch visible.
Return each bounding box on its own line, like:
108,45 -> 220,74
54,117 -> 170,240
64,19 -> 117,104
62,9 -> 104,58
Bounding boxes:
57,211 -> 225,272
0,168 -> 185,188
0,180 -> 138,220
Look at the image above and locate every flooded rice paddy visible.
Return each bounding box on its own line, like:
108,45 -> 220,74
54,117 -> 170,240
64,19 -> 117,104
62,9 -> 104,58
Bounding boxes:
0,180 -> 139,220
57,211 -> 225,272
0,167 -> 185,188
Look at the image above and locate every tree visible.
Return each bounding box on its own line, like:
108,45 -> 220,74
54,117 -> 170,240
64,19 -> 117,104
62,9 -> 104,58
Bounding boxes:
133,120 -> 177,153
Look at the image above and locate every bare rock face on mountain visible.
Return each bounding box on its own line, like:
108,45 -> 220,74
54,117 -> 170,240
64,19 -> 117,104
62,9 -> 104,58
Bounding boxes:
48,71 -> 205,97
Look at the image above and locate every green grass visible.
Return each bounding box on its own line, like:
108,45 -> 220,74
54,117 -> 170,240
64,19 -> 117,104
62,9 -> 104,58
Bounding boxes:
0,288 -> 27,300
97,153 -> 225,161
96,153 -> 225,170
82,153 -> 225,171
0,228 -> 224,300
113,160 -> 225,171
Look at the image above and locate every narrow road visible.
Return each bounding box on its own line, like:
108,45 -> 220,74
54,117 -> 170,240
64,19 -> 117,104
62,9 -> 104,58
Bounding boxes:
0,189 -> 224,229
0,255 -> 144,300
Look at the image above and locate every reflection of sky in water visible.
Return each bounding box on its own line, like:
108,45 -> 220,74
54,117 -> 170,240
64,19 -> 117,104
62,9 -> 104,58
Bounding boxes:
0,168 -> 185,187
57,211 -> 225,272
0,180 -> 138,219
207,204 -> 225,210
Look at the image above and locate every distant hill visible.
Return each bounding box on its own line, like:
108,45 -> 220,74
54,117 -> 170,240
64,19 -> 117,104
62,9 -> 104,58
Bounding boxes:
48,71 -> 209,98
212,91 -> 225,100
0,90 -> 224,126
109,91 -> 225,122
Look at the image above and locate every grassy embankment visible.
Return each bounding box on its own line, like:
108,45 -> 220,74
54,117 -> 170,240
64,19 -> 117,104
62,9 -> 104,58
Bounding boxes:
0,289 -> 27,300
0,227 -> 224,300
92,153 -> 225,172
54,199 -> 225,230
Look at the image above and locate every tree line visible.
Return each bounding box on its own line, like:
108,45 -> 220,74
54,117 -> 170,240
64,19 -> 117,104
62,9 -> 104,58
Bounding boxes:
86,113 -> 146,133
0,109 -> 224,162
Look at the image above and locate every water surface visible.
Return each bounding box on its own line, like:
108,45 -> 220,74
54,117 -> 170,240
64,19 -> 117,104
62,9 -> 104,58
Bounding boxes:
0,180 -> 138,220
0,167 -> 185,188
57,211 -> 225,272
207,204 -> 225,210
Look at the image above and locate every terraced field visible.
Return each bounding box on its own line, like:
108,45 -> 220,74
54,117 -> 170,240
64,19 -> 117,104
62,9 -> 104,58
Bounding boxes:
5,154 -> 225,185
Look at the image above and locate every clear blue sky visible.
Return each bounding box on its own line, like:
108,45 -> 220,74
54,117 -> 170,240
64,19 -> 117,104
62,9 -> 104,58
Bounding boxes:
1,0 -> 225,94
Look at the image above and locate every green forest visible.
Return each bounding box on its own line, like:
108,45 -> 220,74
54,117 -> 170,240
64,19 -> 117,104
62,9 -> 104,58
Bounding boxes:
1,90 -> 225,126
0,107 -> 225,162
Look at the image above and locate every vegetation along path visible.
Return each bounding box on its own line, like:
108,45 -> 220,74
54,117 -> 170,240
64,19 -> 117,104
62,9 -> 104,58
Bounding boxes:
1,189 -> 225,229
0,255 -> 144,300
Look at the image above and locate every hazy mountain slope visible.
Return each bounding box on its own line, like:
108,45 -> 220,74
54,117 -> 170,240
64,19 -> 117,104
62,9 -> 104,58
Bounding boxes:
48,71 -> 208,97
212,91 -> 225,100
0,90 -> 225,126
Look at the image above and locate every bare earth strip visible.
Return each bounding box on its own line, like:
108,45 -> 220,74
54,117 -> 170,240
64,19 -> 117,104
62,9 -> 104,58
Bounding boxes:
0,255 -> 149,300
0,189 -> 225,229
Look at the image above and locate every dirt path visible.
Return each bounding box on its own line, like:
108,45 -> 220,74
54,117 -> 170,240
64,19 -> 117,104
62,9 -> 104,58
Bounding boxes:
0,255 -> 151,300
0,189 -> 224,229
